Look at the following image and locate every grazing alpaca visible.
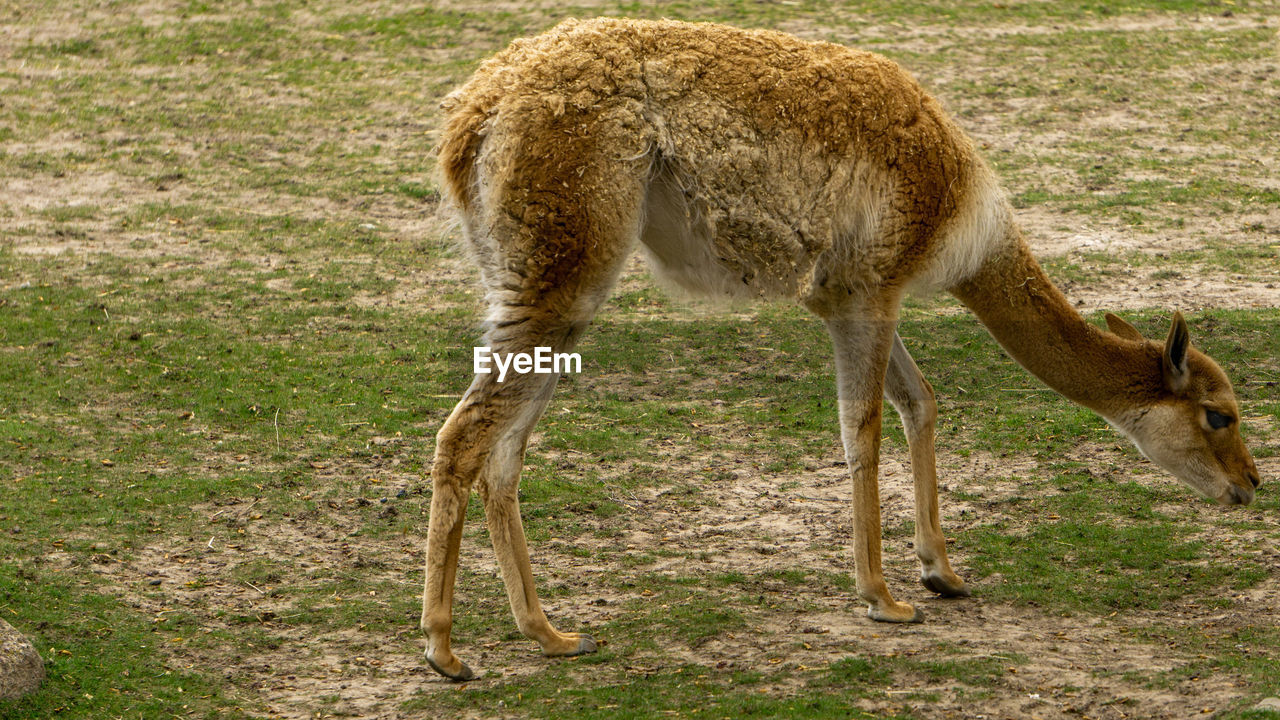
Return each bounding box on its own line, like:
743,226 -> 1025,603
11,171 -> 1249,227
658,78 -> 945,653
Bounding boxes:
424,18 -> 1261,680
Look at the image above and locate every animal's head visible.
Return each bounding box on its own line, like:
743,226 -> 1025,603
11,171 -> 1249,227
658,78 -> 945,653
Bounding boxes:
1106,312 -> 1260,505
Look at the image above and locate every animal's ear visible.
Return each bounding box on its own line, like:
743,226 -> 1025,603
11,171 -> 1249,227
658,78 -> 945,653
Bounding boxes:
1105,312 -> 1145,342
1163,312 -> 1191,394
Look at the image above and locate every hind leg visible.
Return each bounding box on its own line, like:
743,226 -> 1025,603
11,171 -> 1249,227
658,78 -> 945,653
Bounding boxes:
476,336 -> 597,659
423,138 -> 643,678
424,312 -> 618,679
422,373 -> 494,681
422,366 -> 506,680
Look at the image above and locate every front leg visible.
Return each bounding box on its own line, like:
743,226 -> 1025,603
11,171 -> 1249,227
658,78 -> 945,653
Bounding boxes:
884,333 -> 969,598
824,312 -> 922,624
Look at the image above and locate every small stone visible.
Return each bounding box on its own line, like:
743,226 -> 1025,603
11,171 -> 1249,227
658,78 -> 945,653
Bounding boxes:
1255,698 -> 1280,712
0,618 -> 44,700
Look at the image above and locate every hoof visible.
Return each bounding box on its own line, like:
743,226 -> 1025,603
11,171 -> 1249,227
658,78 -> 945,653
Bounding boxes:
921,572 -> 971,598
545,633 -> 598,657
867,603 -> 923,624
427,655 -> 476,682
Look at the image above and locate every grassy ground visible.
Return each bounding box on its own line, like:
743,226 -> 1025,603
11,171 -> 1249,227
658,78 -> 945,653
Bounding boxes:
1,1 -> 1278,719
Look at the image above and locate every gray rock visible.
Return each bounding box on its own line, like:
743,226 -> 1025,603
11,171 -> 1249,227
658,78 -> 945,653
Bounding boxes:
1255,697 -> 1280,712
0,617 -> 44,700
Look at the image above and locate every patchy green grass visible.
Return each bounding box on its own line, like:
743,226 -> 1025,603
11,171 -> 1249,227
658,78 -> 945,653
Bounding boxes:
0,564 -> 255,719
963,472 -> 1274,612
1,1 -> 1278,718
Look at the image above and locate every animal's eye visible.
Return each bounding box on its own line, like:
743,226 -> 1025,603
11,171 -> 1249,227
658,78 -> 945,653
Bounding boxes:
1205,410 -> 1234,430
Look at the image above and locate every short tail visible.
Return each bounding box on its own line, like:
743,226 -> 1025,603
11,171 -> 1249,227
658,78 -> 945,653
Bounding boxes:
435,90 -> 490,214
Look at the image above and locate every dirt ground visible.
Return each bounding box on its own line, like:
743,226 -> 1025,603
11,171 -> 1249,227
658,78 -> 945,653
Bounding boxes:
65,438 -> 1280,719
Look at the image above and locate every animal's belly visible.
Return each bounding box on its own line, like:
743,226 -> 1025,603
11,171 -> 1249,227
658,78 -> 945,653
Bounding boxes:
638,169 -> 835,300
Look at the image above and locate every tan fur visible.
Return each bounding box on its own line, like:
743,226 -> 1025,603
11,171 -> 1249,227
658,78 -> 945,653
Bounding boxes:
424,18 -> 1261,680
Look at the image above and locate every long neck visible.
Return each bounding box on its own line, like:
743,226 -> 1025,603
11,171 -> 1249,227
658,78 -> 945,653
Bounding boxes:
949,228 -> 1160,420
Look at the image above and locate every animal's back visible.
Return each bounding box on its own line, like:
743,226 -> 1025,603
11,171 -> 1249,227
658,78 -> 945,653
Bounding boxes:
437,18 -> 1010,303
